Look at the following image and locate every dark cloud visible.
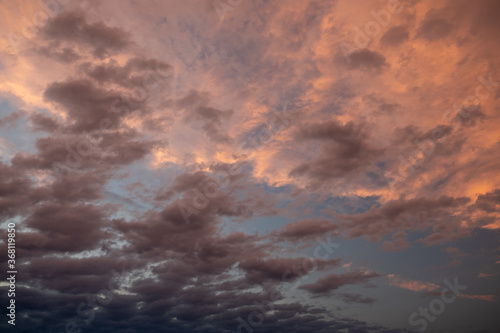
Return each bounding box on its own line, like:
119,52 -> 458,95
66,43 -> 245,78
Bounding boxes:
274,218 -> 338,242
416,9 -> 453,41
49,172 -> 106,202
17,203 -> 109,253
469,0 -> 500,37
44,78 -> 138,132
295,120 -> 364,142
115,200 -> 263,258
40,11 -> 130,58
378,102 -> 400,114
452,105 -> 486,127
380,26 -> 410,46
176,90 -> 233,143
300,270 -> 380,294
362,94 -> 401,115
239,256 -> 341,284
336,49 -> 388,71
290,120 -> 381,182
21,256 -> 139,294
29,112 -> 60,132
474,189 -> 500,213
81,57 -> 172,89
339,196 -> 471,244
34,74 -> 162,173
0,162 -> 46,219
391,124 -> 452,145
11,130 -> 158,174
0,279 -> 395,333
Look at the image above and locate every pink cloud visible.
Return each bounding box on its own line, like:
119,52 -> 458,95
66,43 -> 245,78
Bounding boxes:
387,274 -> 440,292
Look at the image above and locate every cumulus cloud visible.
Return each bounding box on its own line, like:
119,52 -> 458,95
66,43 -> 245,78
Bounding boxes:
380,26 -> 410,46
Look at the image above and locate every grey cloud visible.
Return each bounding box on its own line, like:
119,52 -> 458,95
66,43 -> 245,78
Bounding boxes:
380,26 -> 410,46
40,10 -> 130,58
336,49 -> 388,71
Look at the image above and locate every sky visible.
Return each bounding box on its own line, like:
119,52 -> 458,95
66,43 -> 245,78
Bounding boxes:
0,0 -> 499,332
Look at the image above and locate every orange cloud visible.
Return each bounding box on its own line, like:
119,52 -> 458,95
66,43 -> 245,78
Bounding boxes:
459,294 -> 496,302
477,273 -> 495,278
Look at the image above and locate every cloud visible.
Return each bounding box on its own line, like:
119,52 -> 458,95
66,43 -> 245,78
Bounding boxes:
387,274 -> 439,292
336,49 -> 389,71
458,294 -> 495,302
80,57 -> 172,89
239,256 -> 341,284
1,1 -> 499,332
464,0 -> 500,38
0,161 -> 44,219
0,110 -> 25,128
176,90 -> 233,143
43,78 -> 136,132
23,202 -> 109,253
338,196 -> 470,243
416,9 -> 453,41
40,10 -> 130,58
274,218 -> 338,242
300,270 -> 380,294
289,120 -> 381,183
451,105 -> 485,127
29,112 -> 60,132
11,131 -> 158,173
474,189 -> 500,213
380,26 -> 410,46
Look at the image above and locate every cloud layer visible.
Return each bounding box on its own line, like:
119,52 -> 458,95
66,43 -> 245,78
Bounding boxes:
0,0 -> 499,332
